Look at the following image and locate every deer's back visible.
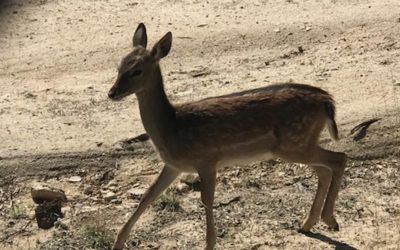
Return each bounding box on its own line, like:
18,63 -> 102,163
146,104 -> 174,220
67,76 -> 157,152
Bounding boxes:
166,83 -> 334,164
175,83 -> 333,132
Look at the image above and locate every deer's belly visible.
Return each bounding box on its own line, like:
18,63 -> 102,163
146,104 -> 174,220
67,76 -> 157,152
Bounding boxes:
158,148 -> 198,173
216,131 -> 276,168
217,151 -> 275,168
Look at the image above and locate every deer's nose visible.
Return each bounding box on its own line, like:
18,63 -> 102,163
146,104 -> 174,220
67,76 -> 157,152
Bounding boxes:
108,89 -> 117,99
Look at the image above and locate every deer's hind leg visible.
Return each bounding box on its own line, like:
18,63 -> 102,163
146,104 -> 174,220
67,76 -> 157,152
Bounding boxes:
302,146 -> 347,231
300,165 -> 332,232
317,147 -> 347,230
275,145 -> 346,232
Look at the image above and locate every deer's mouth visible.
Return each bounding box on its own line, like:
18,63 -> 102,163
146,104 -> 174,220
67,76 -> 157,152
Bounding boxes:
108,88 -> 127,101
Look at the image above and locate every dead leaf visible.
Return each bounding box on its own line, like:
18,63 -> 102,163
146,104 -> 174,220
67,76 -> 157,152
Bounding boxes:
350,118 -> 381,141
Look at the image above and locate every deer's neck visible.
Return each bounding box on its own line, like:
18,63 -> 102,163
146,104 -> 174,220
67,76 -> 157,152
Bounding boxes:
136,66 -> 176,147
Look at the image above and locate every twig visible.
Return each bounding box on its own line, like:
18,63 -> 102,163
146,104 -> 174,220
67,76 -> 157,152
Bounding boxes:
214,196 -> 241,208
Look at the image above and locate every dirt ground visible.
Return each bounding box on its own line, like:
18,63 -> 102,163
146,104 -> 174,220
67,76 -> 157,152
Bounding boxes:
1,0 -> 400,249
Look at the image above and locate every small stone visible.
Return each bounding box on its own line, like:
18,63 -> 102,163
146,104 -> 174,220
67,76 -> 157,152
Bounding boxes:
111,199 -> 122,204
277,172 -> 285,177
180,174 -> 200,185
180,174 -> 201,191
68,176 -> 82,183
54,218 -> 70,230
106,180 -> 118,187
127,188 -> 146,199
273,28 -> 280,33
107,186 -> 118,192
103,191 -> 117,202
305,26 -> 312,31
176,183 -> 190,193
83,186 -> 93,195
79,206 -> 98,213
62,206 -> 71,216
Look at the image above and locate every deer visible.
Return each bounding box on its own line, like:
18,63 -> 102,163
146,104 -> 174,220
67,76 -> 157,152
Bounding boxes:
108,23 -> 347,250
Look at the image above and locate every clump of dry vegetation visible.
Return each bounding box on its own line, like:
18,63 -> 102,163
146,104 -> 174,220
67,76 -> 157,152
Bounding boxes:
156,188 -> 181,212
79,222 -> 113,249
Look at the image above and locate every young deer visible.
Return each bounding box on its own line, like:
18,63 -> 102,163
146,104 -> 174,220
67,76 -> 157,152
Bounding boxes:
108,23 -> 347,250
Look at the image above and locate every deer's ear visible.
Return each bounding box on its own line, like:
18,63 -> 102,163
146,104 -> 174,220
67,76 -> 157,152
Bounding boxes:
150,32 -> 172,60
132,23 -> 147,48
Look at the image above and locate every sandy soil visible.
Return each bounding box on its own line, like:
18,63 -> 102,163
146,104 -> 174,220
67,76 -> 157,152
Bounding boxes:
1,0 -> 400,249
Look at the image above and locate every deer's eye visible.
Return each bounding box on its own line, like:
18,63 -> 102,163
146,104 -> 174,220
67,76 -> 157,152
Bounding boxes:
130,70 -> 143,77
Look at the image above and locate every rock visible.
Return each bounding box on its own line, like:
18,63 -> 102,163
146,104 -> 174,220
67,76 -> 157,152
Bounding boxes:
107,186 -> 118,192
35,201 -> 63,229
54,218 -> 70,230
103,191 -> 117,202
106,180 -> 118,191
180,174 -> 200,185
180,174 -> 201,191
83,186 -> 93,195
31,183 -> 67,204
305,26 -> 312,31
79,205 -> 98,213
127,188 -> 146,199
31,183 -> 66,230
111,199 -> 122,204
176,183 -> 190,193
68,176 -> 82,183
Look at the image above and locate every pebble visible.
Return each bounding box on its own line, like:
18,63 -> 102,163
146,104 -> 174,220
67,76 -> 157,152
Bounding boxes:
54,218 -> 70,230
127,188 -> 146,199
176,183 -> 190,193
111,199 -> 122,204
68,176 -> 82,183
83,186 -> 93,195
180,174 -> 200,185
103,191 -> 117,202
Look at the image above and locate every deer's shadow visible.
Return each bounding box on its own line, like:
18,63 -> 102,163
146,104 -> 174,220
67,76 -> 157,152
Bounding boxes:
299,230 -> 357,250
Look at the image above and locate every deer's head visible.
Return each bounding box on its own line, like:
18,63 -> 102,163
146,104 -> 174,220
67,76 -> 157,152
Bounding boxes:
108,23 -> 172,100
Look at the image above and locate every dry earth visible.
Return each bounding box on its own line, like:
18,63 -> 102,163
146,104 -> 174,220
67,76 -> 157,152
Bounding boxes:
1,0 -> 400,249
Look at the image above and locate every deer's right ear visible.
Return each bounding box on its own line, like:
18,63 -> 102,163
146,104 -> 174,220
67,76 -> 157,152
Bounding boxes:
132,23 -> 147,48
150,32 -> 172,60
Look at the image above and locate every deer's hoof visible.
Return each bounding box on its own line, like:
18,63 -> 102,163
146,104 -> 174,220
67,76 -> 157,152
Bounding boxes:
322,216 -> 339,231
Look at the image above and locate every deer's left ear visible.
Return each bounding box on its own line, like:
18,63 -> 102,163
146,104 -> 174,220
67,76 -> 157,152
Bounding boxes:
132,23 -> 147,48
150,32 -> 172,60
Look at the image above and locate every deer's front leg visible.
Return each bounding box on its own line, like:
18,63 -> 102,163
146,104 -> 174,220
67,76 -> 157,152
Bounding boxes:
113,165 -> 180,250
198,167 -> 217,250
